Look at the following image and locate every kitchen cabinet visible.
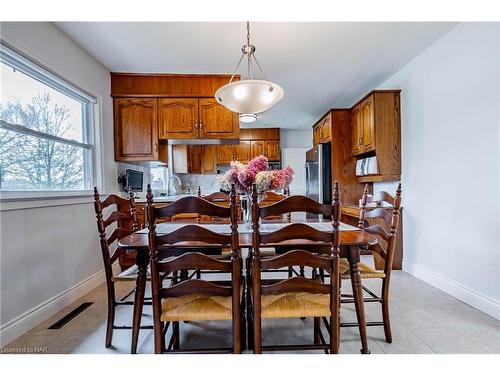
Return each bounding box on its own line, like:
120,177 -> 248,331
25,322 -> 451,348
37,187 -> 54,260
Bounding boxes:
218,144 -> 236,164
158,98 -> 238,140
215,128 -> 281,164
158,98 -> 198,139
312,113 -> 332,145
199,144 -> 217,173
250,140 -> 265,159
351,106 -> 361,155
111,74 -> 241,163
249,140 -> 279,160
352,95 -> 375,155
313,126 -> 321,146
114,98 -> 162,162
235,141 -> 251,163
351,90 -> 401,181
360,96 -> 375,152
199,98 -> 239,138
265,140 -> 281,161
173,144 -> 216,174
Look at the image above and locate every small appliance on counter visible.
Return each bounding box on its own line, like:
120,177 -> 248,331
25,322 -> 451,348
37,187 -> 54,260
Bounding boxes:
118,169 -> 144,192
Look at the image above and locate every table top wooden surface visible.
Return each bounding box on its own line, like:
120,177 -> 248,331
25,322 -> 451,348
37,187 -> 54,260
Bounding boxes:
117,220 -> 375,249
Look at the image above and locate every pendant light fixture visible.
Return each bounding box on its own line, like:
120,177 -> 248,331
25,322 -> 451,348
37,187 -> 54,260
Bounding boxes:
215,22 -> 284,122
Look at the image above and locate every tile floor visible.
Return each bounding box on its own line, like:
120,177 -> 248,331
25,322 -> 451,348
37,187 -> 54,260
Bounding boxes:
2,268 -> 500,354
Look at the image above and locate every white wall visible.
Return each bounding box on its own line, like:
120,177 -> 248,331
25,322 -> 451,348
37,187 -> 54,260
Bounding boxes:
0,22 -> 115,344
376,23 -> 500,319
280,129 -> 313,149
282,148 -> 308,195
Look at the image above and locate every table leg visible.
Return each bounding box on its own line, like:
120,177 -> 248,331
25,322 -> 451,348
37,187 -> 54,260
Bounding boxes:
131,250 -> 149,354
348,245 -> 370,354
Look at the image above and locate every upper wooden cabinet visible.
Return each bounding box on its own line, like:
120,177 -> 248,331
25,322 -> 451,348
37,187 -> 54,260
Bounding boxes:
215,140 -> 252,164
218,144 -> 236,164
158,98 -> 198,139
236,141 -> 251,163
158,98 -> 238,140
352,95 -> 376,155
313,113 -> 332,145
351,90 -> 401,182
351,106 -> 361,155
172,144 -> 216,174
114,98 -> 160,162
250,140 -> 265,159
199,99 -> 239,138
111,74 -> 240,153
215,128 -> 281,165
265,140 -> 281,161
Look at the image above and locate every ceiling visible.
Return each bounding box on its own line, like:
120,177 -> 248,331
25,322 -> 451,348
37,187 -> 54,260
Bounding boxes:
55,22 -> 457,129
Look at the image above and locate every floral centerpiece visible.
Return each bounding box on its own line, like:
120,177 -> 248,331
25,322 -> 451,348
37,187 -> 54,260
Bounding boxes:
219,155 -> 294,223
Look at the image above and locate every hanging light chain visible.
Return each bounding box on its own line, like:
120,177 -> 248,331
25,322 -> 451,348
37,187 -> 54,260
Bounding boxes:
227,21 -> 267,83
247,21 -> 251,47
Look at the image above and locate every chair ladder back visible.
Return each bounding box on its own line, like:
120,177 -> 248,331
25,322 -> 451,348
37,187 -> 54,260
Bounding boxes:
146,184 -> 241,345
258,195 -> 333,219
93,188 -> 137,269
358,183 -> 402,275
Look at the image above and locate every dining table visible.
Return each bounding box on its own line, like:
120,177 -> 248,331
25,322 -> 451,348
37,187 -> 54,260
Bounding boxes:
117,219 -> 375,354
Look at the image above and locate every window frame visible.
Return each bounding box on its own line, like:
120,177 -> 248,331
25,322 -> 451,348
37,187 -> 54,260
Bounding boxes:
150,166 -> 170,192
0,42 -> 99,199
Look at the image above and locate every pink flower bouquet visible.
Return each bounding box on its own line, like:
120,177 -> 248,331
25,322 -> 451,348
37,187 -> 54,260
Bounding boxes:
219,155 -> 294,195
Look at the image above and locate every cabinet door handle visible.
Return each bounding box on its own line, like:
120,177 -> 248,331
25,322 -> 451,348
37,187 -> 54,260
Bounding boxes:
199,123 -> 203,138
154,142 -> 158,152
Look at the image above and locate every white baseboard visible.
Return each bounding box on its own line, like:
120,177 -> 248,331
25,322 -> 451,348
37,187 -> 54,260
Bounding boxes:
403,260 -> 500,320
0,264 -> 119,347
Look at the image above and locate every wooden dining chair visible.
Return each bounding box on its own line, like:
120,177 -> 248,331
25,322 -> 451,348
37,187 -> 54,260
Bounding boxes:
93,187 -> 153,348
247,182 -> 341,353
146,184 -> 244,353
197,188 -> 241,223
339,183 -> 402,343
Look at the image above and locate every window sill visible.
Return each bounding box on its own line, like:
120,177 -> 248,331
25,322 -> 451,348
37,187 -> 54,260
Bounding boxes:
0,190 -> 96,211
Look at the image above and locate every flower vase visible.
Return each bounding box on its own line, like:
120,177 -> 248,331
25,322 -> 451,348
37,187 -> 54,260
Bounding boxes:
243,193 -> 253,228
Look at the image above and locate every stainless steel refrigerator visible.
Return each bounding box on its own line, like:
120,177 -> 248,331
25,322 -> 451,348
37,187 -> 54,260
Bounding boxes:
305,143 -> 332,207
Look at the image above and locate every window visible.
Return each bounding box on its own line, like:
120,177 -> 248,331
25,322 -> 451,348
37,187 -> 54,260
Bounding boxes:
0,43 -> 97,194
150,167 -> 169,191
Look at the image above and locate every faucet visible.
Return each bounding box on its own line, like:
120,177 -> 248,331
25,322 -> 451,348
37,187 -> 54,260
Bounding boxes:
167,175 -> 181,196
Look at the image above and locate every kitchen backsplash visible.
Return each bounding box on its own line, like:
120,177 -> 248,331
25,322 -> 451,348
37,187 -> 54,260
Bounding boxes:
177,174 -> 222,195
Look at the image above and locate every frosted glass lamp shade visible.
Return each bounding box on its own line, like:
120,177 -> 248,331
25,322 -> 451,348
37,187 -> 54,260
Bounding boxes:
239,113 -> 257,123
215,79 -> 284,114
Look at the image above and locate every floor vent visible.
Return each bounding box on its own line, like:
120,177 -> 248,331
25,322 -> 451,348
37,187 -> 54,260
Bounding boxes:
48,302 -> 93,329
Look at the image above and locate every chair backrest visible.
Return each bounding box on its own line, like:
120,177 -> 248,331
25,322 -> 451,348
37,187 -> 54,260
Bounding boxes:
146,183 -> 240,302
358,183 -> 402,274
197,189 -> 238,223
259,190 -> 290,222
93,187 -> 138,278
251,182 -> 341,296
